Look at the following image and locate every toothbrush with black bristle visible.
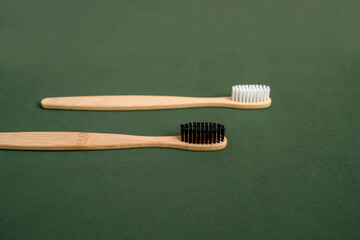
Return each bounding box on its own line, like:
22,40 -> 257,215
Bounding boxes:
41,84 -> 271,110
0,122 -> 226,151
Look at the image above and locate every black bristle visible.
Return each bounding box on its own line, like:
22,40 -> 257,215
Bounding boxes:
201,123 -> 205,144
221,125 -> 225,142
185,124 -> 188,142
205,122 -> 209,144
196,122 -> 200,144
188,123 -> 192,144
209,123 -> 212,144
181,124 -> 184,142
193,122 -> 196,144
192,122 -> 196,144
217,124 -> 221,143
181,122 -> 225,145
212,123 -> 216,143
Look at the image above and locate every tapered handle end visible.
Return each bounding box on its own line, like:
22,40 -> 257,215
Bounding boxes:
41,97 -> 53,109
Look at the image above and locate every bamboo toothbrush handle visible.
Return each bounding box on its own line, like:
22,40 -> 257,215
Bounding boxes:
0,132 -> 171,150
0,132 -> 227,151
41,96 -> 271,110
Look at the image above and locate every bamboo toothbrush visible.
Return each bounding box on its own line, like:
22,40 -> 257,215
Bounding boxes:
41,84 -> 271,110
0,122 -> 226,151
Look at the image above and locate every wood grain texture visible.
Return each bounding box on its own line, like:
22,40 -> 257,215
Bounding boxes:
0,132 -> 227,151
41,96 -> 271,110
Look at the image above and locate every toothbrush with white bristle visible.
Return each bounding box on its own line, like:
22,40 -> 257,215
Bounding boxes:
41,84 -> 271,111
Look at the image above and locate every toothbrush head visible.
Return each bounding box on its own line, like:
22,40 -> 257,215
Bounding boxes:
232,84 -> 270,103
180,122 -> 225,144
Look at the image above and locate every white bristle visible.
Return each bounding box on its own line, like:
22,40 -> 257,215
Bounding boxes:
249,86 -> 253,103
242,85 -> 246,102
231,84 -> 271,103
232,86 -> 235,101
238,86 -> 243,102
245,85 -> 249,102
260,85 -> 265,102
235,85 -> 240,102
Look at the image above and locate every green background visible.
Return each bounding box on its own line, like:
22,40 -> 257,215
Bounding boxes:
1,0 -> 359,239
